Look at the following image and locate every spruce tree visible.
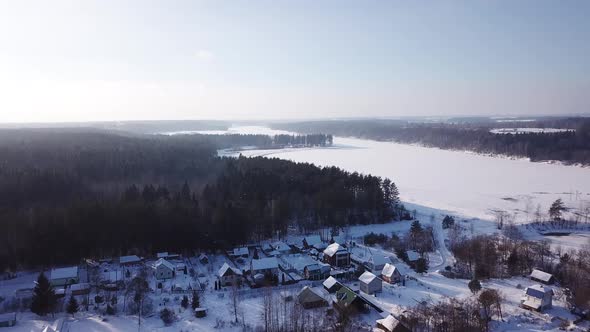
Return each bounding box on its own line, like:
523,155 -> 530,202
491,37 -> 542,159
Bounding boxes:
67,296 -> 79,316
181,295 -> 189,309
30,272 -> 56,316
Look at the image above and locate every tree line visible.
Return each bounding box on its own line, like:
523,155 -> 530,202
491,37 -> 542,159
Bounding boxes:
0,129 -> 398,270
272,118 -> 590,165
193,133 -> 333,149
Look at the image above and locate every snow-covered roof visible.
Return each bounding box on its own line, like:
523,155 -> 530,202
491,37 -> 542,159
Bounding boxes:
251,257 -> 279,271
157,252 -> 168,258
198,253 -> 208,259
359,271 -> 378,284
376,314 -> 403,332
406,250 -> 420,262
323,243 -> 346,257
120,255 -> 142,264
155,258 -> 175,271
42,326 -> 56,332
303,235 -> 322,246
233,247 -> 249,256
218,262 -> 242,277
272,241 -> 291,252
530,269 -> 553,282
70,283 -> 90,291
369,254 -> 388,266
323,276 -> 340,289
50,266 -> 78,280
526,285 -> 553,298
297,286 -> 326,304
381,263 -> 400,278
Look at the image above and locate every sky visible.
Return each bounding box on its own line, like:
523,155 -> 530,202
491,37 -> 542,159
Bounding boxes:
0,0 -> 589,123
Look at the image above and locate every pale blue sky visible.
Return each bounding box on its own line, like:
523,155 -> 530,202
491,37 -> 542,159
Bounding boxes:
0,1 -> 588,122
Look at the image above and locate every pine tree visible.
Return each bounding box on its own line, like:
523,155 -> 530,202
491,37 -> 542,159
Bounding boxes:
191,291 -> 200,309
67,296 -> 79,316
30,272 -> 56,316
549,198 -> 566,221
410,220 -> 423,234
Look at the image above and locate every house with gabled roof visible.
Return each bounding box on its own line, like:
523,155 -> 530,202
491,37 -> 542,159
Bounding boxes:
522,284 -> 553,311
334,286 -> 367,313
323,276 -> 343,293
302,235 -> 323,249
376,314 -> 411,332
218,262 -> 243,286
323,243 -> 350,268
120,255 -> 142,266
297,286 -> 328,309
251,257 -> 279,278
530,269 -> 554,285
381,263 -> 402,284
154,258 -> 175,280
50,266 -> 79,287
359,271 -> 382,295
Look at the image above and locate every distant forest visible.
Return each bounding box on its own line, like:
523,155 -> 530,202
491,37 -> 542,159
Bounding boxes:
271,118 -> 590,165
0,129 -> 396,270
196,133 -> 333,149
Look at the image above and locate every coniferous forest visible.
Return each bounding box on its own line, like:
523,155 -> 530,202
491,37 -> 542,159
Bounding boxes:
0,129 -> 398,270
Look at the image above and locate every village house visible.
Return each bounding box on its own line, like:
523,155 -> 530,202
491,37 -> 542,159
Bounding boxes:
49,266 -> 79,287
218,262 -> 243,286
231,247 -> 249,258
251,257 -> 280,278
303,263 -> 331,281
271,241 -> 292,254
359,271 -> 382,295
297,286 -> 328,309
381,263 -> 402,284
119,255 -> 142,266
375,314 -> 411,332
154,258 -> 175,280
334,286 -> 367,314
71,283 -> 91,296
367,254 -> 389,272
157,252 -> 181,260
323,243 -> 350,268
323,276 -> 343,293
530,269 -> 554,285
522,284 -> 553,311
302,235 -> 323,250
198,253 -> 209,264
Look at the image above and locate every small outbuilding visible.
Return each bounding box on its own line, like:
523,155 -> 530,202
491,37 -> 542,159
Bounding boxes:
194,308 -> 207,318
381,263 -> 402,284
231,247 -> 249,258
0,313 -> 16,327
359,271 -> 382,295
304,263 -> 331,281
530,269 -> 554,285
522,284 -> 553,311
297,286 -> 328,309
302,235 -> 323,249
376,314 -> 411,332
50,266 -> 79,287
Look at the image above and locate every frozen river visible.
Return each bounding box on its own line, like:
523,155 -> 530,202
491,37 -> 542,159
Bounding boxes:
172,126 -> 590,224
